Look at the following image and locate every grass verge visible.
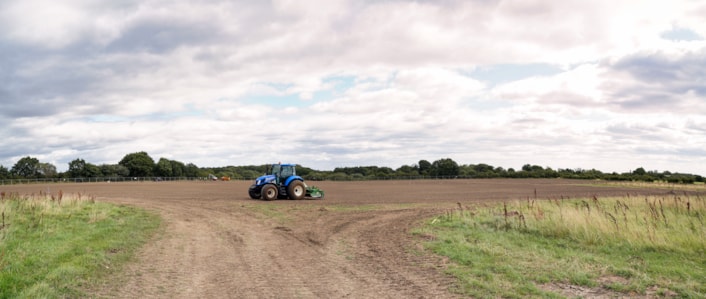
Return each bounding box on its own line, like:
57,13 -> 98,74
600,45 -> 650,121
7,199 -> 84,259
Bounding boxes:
416,194 -> 706,298
0,191 -> 160,298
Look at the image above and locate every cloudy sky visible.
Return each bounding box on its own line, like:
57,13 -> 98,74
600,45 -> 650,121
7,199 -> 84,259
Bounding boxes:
1,0 -> 705,175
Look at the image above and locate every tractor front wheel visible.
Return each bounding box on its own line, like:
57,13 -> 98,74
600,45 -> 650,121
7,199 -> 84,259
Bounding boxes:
248,185 -> 261,199
287,180 -> 306,200
261,184 -> 278,201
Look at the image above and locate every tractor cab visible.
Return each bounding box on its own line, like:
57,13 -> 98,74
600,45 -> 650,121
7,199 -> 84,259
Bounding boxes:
270,163 -> 296,184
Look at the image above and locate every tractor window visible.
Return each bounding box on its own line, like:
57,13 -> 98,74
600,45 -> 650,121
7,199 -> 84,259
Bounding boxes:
280,166 -> 294,178
271,164 -> 280,175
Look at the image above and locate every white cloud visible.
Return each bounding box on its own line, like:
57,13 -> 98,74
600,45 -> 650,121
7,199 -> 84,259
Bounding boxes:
0,0 -> 86,48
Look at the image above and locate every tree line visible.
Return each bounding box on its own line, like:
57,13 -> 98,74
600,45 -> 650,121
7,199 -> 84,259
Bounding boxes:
0,152 -> 203,180
1,153 -> 704,184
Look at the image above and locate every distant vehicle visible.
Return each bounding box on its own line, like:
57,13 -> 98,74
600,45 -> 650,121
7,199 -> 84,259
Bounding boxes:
248,163 -> 324,200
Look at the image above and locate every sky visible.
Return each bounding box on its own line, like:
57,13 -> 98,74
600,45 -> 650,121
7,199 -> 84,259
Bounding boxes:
1,0 -> 705,175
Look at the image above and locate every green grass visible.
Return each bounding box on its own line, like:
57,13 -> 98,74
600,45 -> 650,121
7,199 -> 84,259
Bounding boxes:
0,191 -> 160,298
417,194 -> 706,298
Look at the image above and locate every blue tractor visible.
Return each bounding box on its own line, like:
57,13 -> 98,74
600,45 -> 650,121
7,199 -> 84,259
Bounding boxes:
248,163 -> 324,200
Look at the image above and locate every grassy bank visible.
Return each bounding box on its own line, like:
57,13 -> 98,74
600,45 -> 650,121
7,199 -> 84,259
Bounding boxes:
418,194 -> 706,298
0,191 -> 160,298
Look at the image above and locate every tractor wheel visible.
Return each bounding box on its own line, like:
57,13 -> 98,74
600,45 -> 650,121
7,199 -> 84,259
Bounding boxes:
261,184 -> 278,201
287,180 -> 306,200
248,189 -> 261,199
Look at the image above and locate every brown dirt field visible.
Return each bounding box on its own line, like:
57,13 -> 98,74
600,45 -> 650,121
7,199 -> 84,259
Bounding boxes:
3,179 -> 685,298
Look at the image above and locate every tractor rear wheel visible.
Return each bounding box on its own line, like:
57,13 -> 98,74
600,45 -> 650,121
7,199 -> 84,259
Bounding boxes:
287,180 -> 306,200
261,184 -> 278,201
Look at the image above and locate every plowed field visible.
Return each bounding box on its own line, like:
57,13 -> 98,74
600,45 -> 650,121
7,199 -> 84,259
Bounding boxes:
5,179 -> 677,298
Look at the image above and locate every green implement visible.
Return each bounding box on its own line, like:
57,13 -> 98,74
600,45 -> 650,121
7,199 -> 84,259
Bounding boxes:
305,185 -> 325,199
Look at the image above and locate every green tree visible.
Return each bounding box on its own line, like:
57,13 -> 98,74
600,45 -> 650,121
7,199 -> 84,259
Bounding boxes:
238,169 -> 262,180
633,167 -> 647,176
295,165 -> 314,177
473,163 -> 497,177
11,156 -> 41,178
68,158 -> 102,178
155,158 -> 173,177
459,164 -> 477,177
86,164 -> 102,177
100,164 -> 129,177
418,160 -> 432,175
0,165 -> 9,179
375,167 -> 394,178
184,163 -> 201,177
38,162 -> 57,178
395,165 -> 419,177
170,160 -> 186,177
119,152 -> 155,177
430,158 -> 459,177
68,158 -> 88,177
521,164 -> 547,178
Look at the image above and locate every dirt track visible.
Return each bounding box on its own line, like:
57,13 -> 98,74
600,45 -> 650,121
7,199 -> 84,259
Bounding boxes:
5,179 -> 675,298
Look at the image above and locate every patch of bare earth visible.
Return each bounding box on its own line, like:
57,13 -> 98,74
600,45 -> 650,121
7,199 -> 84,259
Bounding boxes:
540,276 -> 627,299
540,276 -> 678,298
89,199 -> 459,298
4,179 -> 681,298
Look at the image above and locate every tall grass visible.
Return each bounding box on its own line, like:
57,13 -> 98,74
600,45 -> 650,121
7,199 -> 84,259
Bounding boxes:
511,194 -> 705,251
420,194 -> 706,298
0,190 -> 160,298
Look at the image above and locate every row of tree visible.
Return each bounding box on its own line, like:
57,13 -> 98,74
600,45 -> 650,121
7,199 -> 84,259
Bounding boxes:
1,152 -> 205,180
1,153 -> 704,184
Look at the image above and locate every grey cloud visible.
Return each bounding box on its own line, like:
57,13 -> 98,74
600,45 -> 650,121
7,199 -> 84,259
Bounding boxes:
604,123 -> 677,144
633,146 -> 675,156
632,146 -> 706,158
686,120 -> 706,133
510,117 -> 546,125
106,20 -> 226,54
677,148 -> 706,157
1,76 -> 109,118
473,127 -> 584,148
0,132 -> 41,165
537,92 -> 596,107
613,51 -> 706,87
0,1 -> 278,119
603,49 -> 706,112
605,124 -> 651,136
0,47 -> 112,118
607,88 -> 674,111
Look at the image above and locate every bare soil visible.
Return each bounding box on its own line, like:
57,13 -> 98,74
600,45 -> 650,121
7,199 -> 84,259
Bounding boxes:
4,179 -> 676,298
